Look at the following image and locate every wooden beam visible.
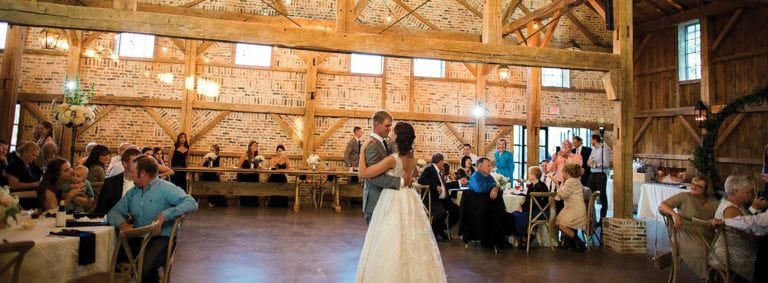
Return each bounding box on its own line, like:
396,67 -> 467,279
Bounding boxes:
541,13 -> 561,48
711,9 -> 743,52
484,126 -> 512,154
2,0 -> 621,71
633,153 -> 693,161
456,0 -> 483,18
502,0 -> 521,23
76,105 -> 116,136
336,0 -> 354,33
636,1 -> 750,34
714,113 -> 746,150
143,106 -> 177,141
353,0 -> 369,19
633,117 -> 653,145
180,0 -> 208,8
302,53 -> 320,161
715,157 -> 763,166
409,61 -> 415,113
602,71 -> 618,100
113,0 -> 137,11
191,100 -> 304,115
190,110 -> 230,144
391,0 -> 440,30
180,40 -> 197,139
584,0 -> 605,19
444,122 -> 469,145
196,41 -> 215,57
502,0 -> 584,35
21,102 -> 49,122
315,118 -> 349,146
463,63 -> 477,77
483,0 -> 503,45
269,113 -> 303,148
700,16 -> 713,115
170,38 -> 186,53
477,64 -> 489,156
564,11 -> 602,47
676,115 -> 702,145
527,21 -> 542,166
661,0 -> 685,12
611,0 -> 634,219
82,31 -> 103,48
381,58 -> 387,109
633,33 -> 653,63
270,0 -> 289,16
644,0 -> 669,16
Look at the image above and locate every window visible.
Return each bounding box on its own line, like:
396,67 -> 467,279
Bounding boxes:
10,104 -> 20,151
235,43 -> 271,67
512,126 -> 549,179
0,22 -> 8,49
413,58 -> 445,78
678,20 -> 701,81
115,33 -> 155,58
542,68 -> 570,88
350,54 -> 384,75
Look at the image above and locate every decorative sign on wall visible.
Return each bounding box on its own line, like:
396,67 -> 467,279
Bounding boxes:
549,106 -> 560,115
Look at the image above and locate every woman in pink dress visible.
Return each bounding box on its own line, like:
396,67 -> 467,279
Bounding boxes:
547,139 -> 582,187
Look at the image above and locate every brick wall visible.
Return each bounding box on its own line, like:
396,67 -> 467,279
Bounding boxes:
603,217 -> 648,254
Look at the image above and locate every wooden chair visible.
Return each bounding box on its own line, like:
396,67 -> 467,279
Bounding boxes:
583,191 -> 601,250
707,225 -> 751,283
160,214 -> 187,283
0,240 -> 35,283
526,192 -> 558,253
414,184 -> 431,219
661,213 -> 715,283
69,220 -> 162,283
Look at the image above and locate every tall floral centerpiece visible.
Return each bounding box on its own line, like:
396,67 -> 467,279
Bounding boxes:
307,154 -> 321,171
0,186 -> 22,229
416,159 -> 427,173
53,75 -> 96,162
490,172 -> 510,190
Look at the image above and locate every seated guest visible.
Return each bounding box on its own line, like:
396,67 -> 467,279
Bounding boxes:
0,140 -> 9,187
717,199 -> 768,282
711,175 -> 760,281
107,155 -> 197,283
540,160 -> 555,191
153,147 -> 166,166
142,147 -> 153,156
460,157 -> 509,251
267,144 -> 290,207
83,144 -> 110,184
106,143 -> 133,177
77,142 -> 98,166
95,148 -> 141,214
658,174 -> 718,280
142,146 -> 174,178
37,141 -> 60,170
461,143 -> 479,166
556,164 -> 588,251
202,144 -> 226,207
511,166 -> 550,249
4,142 -> 42,208
456,156 -> 475,181
237,141 -> 261,207
60,165 -> 95,212
37,158 -> 76,211
418,153 -> 460,242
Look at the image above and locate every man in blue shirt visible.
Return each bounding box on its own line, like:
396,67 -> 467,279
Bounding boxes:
108,155 -> 197,282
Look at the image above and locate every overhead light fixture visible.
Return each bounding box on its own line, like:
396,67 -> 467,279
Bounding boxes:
694,100 -> 708,127
567,39 -> 582,51
386,14 -> 392,22
40,28 -> 68,50
472,102 -> 487,119
497,65 -> 510,82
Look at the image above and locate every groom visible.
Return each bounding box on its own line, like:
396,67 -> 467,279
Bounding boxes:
363,110 -> 412,224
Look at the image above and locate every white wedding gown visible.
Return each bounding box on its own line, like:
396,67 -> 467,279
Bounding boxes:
355,154 -> 447,283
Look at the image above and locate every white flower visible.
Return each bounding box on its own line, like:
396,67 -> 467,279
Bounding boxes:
307,154 -> 321,166
254,155 -> 265,162
203,152 -> 218,161
490,172 -> 509,187
416,159 -> 427,168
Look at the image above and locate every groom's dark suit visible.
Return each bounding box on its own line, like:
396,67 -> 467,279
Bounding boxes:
362,134 -> 402,224
418,164 -> 460,238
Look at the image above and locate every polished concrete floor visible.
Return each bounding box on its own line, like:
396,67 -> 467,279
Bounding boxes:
170,202 -> 698,283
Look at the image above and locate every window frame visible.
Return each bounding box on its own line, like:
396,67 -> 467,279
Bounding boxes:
678,19 -> 702,82
412,58 -> 446,78
233,43 -> 273,68
349,53 -> 384,75
114,33 -> 157,59
0,22 -> 8,50
541,68 -> 570,88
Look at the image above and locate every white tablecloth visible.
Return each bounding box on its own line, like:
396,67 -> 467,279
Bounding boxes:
454,190 -> 551,246
636,183 -> 690,221
0,216 -> 116,283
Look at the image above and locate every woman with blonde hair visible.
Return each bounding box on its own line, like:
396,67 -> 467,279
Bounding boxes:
556,163 -> 588,251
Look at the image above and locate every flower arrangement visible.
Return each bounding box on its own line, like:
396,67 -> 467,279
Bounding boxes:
53,75 -> 96,127
490,172 -> 510,189
416,159 -> 427,172
253,155 -> 265,163
307,154 -> 321,170
203,152 -> 218,167
0,186 -> 22,227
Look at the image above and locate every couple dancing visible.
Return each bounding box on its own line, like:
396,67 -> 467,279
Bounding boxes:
355,111 -> 447,282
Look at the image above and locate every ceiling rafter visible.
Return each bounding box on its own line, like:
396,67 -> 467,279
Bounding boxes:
502,0 -> 584,35
454,0 -> 482,18
391,0 -> 440,30
353,0 -> 369,19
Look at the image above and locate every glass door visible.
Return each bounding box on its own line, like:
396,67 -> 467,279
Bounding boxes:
512,126 -> 549,179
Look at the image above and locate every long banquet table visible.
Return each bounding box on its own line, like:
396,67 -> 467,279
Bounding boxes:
0,216 -> 116,283
173,167 -> 359,212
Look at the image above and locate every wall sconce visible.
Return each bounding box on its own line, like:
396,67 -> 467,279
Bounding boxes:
498,65 -> 510,81
694,100 -> 708,127
40,28 -> 69,50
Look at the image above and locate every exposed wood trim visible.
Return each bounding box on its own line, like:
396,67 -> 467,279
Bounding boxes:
455,0 -> 482,18
633,65 -> 676,76
21,102 -> 49,122
77,105 -> 116,136
633,117 -> 653,145
633,33 -> 653,63
484,126 -> 512,154
353,0 -> 369,19
635,107 -> 694,118
676,115 -> 702,145
564,11 -> 603,47
502,0 -> 522,23
502,0 -> 584,35
612,0 -> 634,218
336,0 -> 354,33
170,38 -> 186,53
700,17 -> 712,111
711,49 -> 768,63
463,63 -> 477,77
269,113 -> 303,147
391,0 -> 440,30
602,71 -> 617,100
196,41 -> 215,56
315,118 -> 349,146
714,113 -> 746,150
82,31 -> 103,48
483,0 -> 503,44
143,106 -> 177,141
636,1 -> 750,34
584,0 -> 605,18
381,58 -> 387,109
715,157 -> 762,166
662,0 -> 685,12
19,93 -> 180,108
3,0 -> 621,71
180,40 -> 197,138
711,9 -> 744,52
191,100 -> 305,115
190,110 -> 230,144
444,122 -> 469,145
0,26 -> 26,143
633,153 -> 693,160
180,0 -> 208,8
541,12 -> 561,47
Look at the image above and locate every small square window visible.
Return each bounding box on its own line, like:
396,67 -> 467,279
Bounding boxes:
0,22 -> 8,49
413,58 -> 445,78
350,54 -> 383,75
115,33 -> 155,58
235,43 -> 272,67
542,68 -> 570,88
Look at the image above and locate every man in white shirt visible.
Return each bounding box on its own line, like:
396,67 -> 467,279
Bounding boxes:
461,143 -> 480,165
95,147 -> 141,214
540,159 -> 556,192
106,143 -> 132,177
417,153 -> 460,242
587,134 -> 613,221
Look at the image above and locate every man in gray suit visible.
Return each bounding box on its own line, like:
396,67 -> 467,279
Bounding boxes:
363,110 -> 411,224
344,126 -> 363,183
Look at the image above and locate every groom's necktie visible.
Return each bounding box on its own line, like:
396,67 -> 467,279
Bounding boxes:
382,139 -> 390,154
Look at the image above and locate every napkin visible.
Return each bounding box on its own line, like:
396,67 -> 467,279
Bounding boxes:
50,229 -> 96,265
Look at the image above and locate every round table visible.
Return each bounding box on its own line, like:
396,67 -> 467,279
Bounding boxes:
0,215 -> 116,283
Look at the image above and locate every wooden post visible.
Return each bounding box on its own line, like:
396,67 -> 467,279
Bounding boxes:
0,25 -> 26,144
611,0 -> 634,219
699,16 -> 712,108
482,0 -> 503,45
302,55 -> 319,163
476,64 -> 488,157
336,0 -> 354,33
181,40 -> 198,141
526,20 -> 542,169
61,30 -> 83,160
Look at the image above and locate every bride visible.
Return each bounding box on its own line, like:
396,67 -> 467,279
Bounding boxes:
355,122 -> 447,283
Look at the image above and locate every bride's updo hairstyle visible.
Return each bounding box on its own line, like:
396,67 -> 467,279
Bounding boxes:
394,122 -> 416,155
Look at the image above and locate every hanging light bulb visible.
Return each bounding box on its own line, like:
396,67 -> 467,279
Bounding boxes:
83,49 -> 97,58
284,0 -> 291,5
386,14 -> 392,23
